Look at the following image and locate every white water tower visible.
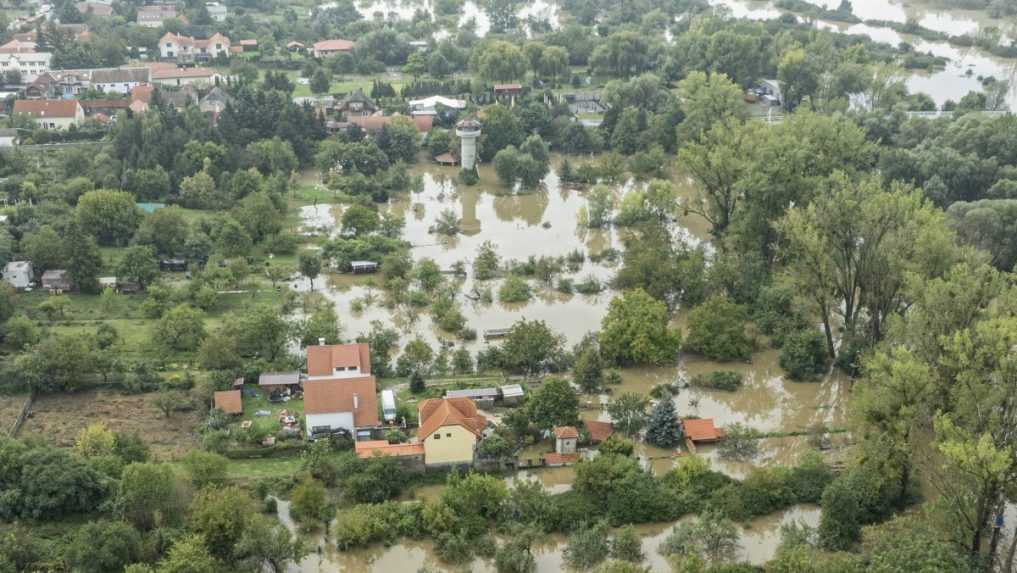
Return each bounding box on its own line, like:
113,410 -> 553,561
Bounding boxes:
455,118 -> 482,171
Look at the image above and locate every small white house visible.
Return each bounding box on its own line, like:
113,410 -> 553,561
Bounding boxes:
2,260 -> 32,289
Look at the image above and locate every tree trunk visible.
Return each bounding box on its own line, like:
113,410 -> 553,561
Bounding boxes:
820,305 -> 836,360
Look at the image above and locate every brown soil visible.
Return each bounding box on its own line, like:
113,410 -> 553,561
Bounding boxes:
20,389 -> 202,458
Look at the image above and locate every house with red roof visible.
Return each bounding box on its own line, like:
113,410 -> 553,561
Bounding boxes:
12,99 -> 84,129
302,342 -> 379,440
312,39 -> 354,58
417,397 -> 487,467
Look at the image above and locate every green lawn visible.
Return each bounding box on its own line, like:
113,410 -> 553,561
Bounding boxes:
224,455 -> 304,480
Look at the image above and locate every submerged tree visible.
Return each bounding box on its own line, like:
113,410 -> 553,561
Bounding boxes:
645,399 -> 682,448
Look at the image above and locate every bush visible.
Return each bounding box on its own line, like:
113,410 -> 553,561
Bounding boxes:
779,329 -> 830,381
684,295 -> 753,361
498,275 -> 533,303
564,521 -> 611,569
688,371 -> 743,391
716,423 -> 761,461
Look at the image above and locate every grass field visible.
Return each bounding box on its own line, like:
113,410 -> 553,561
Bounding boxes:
20,389 -> 202,457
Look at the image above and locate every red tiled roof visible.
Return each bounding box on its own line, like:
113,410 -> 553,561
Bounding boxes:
80,99 -> 130,111
213,390 -> 242,414
313,39 -> 354,52
355,440 -> 424,459
0,39 -> 37,54
434,152 -> 457,165
306,343 -> 370,377
131,84 -> 154,103
584,421 -> 614,443
683,418 -> 721,442
493,83 -> 522,92
303,376 -> 379,427
553,426 -> 579,439
13,100 -> 81,118
239,39 -> 257,46
417,398 -> 487,440
543,452 -> 579,465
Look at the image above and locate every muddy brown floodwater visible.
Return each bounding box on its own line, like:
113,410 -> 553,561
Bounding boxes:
294,162 -> 708,350
278,494 -> 822,572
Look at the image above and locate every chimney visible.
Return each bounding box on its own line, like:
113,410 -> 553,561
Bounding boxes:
352,394 -> 359,410
318,337 -> 325,346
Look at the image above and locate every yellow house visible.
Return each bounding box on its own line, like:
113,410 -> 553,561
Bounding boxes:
417,398 -> 487,467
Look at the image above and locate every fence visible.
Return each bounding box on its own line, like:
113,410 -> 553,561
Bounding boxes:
8,391 -> 35,437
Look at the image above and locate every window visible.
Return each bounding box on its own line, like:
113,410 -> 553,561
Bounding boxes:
446,433 -> 452,438
433,434 -> 440,440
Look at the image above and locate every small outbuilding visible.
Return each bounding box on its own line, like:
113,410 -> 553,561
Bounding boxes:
585,420 -> 614,444
350,260 -> 378,274
213,390 -> 243,415
258,371 -> 301,393
41,269 -> 73,291
445,387 -> 499,409
2,260 -> 32,289
499,384 -> 525,405
160,258 -> 188,272
553,426 -> 579,455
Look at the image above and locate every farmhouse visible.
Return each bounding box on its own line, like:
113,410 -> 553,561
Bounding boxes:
13,100 -> 84,129
417,397 -> 487,467
312,39 -> 354,58
303,377 -> 378,440
137,4 -> 178,28
159,32 -> 231,61
306,341 -> 371,380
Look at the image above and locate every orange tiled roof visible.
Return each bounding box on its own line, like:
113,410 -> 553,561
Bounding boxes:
584,421 -> 614,443
683,418 -> 721,442
417,398 -> 486,440
307,343 -> 370,377
303,376 -> 379,427
13,100 -> 81,118
553,426 -> 579,439
355,440 -> 424,458
313,39 -> 354,52
213,390 -> 242,414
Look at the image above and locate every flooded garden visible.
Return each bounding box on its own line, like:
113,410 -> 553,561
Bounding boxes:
287,161 -> 850,570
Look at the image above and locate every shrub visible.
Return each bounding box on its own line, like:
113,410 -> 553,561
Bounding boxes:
499,275 -> 533,303
684,295 -> 753,361
564,521 -> 611,569
779,329 -> 830,381
688,371 -> 743,391
716,423 -> 761,461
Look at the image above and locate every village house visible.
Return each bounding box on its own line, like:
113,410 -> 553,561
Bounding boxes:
417,397 -> 487,467
159,32 -> 231,62
12,99 -> 84,129
312,38 -> 354,59
149,64 -> 218,86
303,377 -> 378,440
306,341 -> 371,380
553,426 -> 579,455
137,4 -> 178,28
0,41 -> 52,82
90,68 -> 150,94
129,84 -> 154,113
2,260 -> 32,289
205,1 -> 227,21
336,89 -> 376,118
198,85 -> 231,123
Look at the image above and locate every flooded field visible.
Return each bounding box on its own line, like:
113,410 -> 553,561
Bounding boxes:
279,495 -> 821,572
713,0 -> 1017,108
295,163 -> 707,349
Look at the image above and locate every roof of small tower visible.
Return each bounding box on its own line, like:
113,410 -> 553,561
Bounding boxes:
456,118 -> 481,131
